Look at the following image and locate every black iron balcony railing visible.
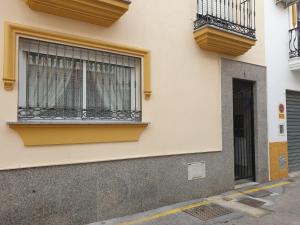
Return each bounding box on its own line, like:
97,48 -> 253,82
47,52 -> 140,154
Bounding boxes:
194,0 -> 256,39
289,27 -> 300,58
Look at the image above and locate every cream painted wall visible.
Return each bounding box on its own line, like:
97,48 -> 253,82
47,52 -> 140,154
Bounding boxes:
0,0 -> 265,170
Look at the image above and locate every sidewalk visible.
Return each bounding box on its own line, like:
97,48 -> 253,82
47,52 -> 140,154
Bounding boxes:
89,176 -> 300,225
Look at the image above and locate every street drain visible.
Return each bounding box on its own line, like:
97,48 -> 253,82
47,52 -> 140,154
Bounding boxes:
247,190 -> 272,198
183,204 -> 232,221
238,197 -> 265,208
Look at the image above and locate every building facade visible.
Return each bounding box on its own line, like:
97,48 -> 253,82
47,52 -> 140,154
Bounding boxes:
266,0 -> 300,180
0,0 -> 268,224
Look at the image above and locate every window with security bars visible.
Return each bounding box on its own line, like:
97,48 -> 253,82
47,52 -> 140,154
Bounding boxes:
18,37 -> 142,121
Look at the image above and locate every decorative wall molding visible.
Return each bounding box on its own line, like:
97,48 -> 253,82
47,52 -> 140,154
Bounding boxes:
3,22 -> 152,99
8,122 -> 149,146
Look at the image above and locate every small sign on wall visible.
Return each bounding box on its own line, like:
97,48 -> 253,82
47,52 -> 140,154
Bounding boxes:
279,155 -> 286,170
279,124 -> 285,135
279,104 -> 285,119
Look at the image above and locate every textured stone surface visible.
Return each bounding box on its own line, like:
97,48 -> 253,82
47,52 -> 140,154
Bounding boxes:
0,150 -> 235,225
221,58 -> 269,183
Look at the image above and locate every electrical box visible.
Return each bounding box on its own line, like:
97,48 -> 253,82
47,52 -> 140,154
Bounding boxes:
188,162 -> 206,180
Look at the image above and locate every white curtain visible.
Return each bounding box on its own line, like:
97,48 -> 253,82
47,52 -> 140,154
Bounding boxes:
27,53 -> 82,109
86,62 -> 131,111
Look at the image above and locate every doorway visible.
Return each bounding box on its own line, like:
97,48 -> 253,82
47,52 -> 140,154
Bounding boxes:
233,79 -> 255,181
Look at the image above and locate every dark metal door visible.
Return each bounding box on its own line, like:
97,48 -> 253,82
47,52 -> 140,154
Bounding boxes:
286,91 -> 300,172
233,79 -> 255,181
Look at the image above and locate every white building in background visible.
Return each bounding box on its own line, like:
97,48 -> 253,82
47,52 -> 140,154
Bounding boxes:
265,0 -> 300,179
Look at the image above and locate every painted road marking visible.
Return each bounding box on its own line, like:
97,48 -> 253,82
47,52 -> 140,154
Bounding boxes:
228,181 -> 290,198
117,201 -> 210,225
116,181 -> 290,225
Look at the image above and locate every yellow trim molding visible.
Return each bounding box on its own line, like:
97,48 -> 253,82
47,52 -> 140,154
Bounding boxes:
194,27 -> 256,56
8,122 -> 149,146
26,0 -> 130,27
3,22 -> 151,99
269,142 -> 288,181
292,3 -> 297,28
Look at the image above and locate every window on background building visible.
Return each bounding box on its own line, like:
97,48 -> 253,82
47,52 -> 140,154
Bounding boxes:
18,37 -> 142,122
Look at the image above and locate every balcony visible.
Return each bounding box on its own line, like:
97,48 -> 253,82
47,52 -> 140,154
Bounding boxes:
289,27 -> 300,70
193,0 -> 256,56
26,0 -> 131,27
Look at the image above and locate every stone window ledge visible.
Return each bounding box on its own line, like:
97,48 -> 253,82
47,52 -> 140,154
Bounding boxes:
7,121 -> 149,146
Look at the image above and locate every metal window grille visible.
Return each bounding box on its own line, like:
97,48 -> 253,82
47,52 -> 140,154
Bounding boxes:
289,27 -> 300,58
18,38 -> 142,121
195,0 -> 256,39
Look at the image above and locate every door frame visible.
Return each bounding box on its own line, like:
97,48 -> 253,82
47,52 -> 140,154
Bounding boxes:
221,58 -> 268,184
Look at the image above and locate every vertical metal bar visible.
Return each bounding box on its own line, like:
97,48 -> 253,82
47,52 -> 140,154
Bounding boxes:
236,0 -> 238,24
82,61 -> 87,113
128,56 -> 131,113
115,54 -> 118,112
72,47 -> 75,109
122,56 -> 125,111
215,0 -> 217,16
206,0 -> 208,15
55,44 -> 58,109
247,0 -> 249,28
134,58 -> 137,117
63,46 -> 66,115
244,84 -> 248,178
101,61 -> 104,113
41,49 -> 45,108
95,51 -> 98,111
87,50 -> 91,115
243,1 -> 245,26
240,0 -> 242,25
109,54 -> 112,112
254,0 -> 256,30
109,52 -> 113,112
224,0 -> 226,20
250,82 -> 256,180
26,40 -> 31,108
228,0 -> 230,22
251,0 -> 253,28
232,0 -> 234,23
37,41 -> 40,107
46,43 -> 49,108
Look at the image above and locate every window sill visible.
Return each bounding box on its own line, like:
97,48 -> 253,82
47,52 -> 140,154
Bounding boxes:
7,121 -> 149,146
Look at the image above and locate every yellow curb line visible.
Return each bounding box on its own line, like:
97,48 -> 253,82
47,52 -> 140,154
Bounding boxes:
117,201 -> 210,225
227,181 -> 291,198
116,181 -> 290,225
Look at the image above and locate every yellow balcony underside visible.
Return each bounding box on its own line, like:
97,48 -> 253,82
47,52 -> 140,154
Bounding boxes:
8,122 -> 148,146
194,27 -> 256,56
27,0 -> 130,27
